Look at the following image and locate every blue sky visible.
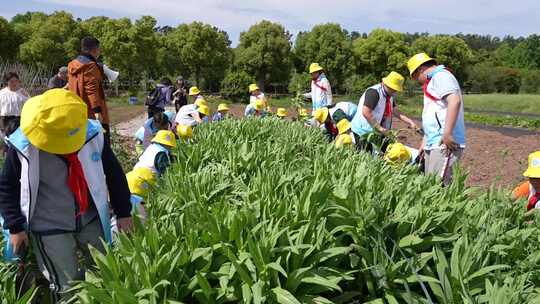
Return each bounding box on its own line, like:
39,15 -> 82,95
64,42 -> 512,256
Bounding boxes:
2,0 -> 539,45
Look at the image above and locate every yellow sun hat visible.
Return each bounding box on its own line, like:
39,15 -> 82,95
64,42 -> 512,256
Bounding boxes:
407,53 -> 435,76
312,107 -> 329,124
152,130 -> 176,148
276,108 -> 287,117
254,99 -> 265,111
176,124 -> 193,141
523,151 -> 540,178
384,143 -> 412,165
249,84 -> 260,93
194,98 -> 208,107
198,104 -> 210,116
335,134 -> 353,148
189,86 -> 201,96
20,89 -> 88,154
217,103 -> 230,112
126,167 -> 157,197
382,71 -> 405,92
309,63 -> 324,74
336,119 -> 351,135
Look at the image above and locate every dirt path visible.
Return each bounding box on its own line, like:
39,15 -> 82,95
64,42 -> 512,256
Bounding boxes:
116,104 -> 539,189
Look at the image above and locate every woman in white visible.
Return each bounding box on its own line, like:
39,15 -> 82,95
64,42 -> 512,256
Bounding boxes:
0,72 -> 29,137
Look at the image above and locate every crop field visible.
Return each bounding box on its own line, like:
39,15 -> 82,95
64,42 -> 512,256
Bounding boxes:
3,118 -> 539,303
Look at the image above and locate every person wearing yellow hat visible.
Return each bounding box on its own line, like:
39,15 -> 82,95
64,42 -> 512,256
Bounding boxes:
511,151 -> 540,211
125,167 -> 156,222
249,83 -> 267,107
176,124 -> 193,142
384,142 -> 420,166
407,53 -> 466,185
350,71 -> 418,152
134,130 -> 176,176
276,108 -> 288,119
213,103 -> 230,122
334,119 -> 356,148
309,101 -> 358,141
0,89 -> 133,299
245,98 -> 267,117
303,63 -> 333,111
175,97 -> 209,127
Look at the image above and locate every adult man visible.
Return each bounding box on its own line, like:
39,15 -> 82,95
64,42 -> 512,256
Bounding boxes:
0,72 -> 29,138
68,37 -> 110,140
351,71 -> 417,151
407,53 -> 466,185
172,76 -> 188,112
0,89 -> 133,301
48,66 -> 68,89
304,63 -> 333,111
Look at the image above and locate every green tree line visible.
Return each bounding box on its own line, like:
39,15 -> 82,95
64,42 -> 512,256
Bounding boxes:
1,11 -> 540,101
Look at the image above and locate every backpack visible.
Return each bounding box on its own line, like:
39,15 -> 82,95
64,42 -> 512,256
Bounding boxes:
145,86 -> 162,107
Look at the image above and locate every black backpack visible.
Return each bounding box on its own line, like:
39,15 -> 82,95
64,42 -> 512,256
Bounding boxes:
145,86 -> 162,107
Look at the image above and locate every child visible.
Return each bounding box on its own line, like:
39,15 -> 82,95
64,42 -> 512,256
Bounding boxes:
126,130 -> 177,220
276,108 -> 288,119
517,151 -> 540,211
175,101 -> 209,127
213,103 -> 230,121
176,124 -> 193,142
245,99 -> 266,117
335,119 -> 356,148
384,143 -> 420,166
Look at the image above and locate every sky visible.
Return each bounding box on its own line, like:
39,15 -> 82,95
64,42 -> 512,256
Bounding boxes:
1,0 -> 539,45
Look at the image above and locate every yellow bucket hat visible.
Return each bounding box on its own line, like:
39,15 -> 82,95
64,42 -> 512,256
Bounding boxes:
524,151 -> 540,178
384,143 -> 412,165
21,89 -> 88,154
335,134 -> 353,148
198,104 -> 210,116
336,119 -> 351,135
194,98 -> 207,107
249,84 -> 260,93
407,53 -> 435,76
254,99 -> 265,111
312,108 -> 329,124
152,130 -> 176,148
189,86 -> 201,96
382,71 -> 405,92
309,63 -> 324,74
126,167 -> 156,197
217,103 -> 230,112
176,124 -> 193,140
276,108 -> 287,117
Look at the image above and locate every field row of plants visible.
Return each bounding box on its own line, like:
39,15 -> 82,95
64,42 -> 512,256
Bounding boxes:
2,118 -> 540,303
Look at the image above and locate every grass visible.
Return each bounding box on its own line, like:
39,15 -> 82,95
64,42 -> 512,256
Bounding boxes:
107,95 -> 146,125
463,94 -> 540,115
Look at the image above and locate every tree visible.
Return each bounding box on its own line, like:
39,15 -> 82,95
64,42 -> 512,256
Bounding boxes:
411,35 -> 474,82
220,70 -> 254,102
353,29 -> 410,79
0,17 -> 20,60
293,23 -> 353,92
165,22 -> 231,90
235,20 -> 292,90
16,11 -> 83,69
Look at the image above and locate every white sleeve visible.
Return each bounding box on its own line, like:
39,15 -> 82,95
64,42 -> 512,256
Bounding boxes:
433,72 -> 460,99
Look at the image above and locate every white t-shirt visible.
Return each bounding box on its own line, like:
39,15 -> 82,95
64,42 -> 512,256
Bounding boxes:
249,93 -> 265,106
0,87 -> 29,116
175,104 -> 199,126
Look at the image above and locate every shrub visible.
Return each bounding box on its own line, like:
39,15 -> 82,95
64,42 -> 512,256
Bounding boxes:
287,72 -> 311,94
220,70 -> 254,103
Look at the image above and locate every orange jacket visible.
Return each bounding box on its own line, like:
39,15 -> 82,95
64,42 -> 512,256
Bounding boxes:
68,54 -> 109,125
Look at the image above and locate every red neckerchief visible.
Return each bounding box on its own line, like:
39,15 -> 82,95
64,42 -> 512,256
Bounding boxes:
422,67 -> 453,102
63,153 -> 89,215
325,120 -> 338,136
527,193 -> 540,211
313,76 -> 327,92
382,83 -> 392,119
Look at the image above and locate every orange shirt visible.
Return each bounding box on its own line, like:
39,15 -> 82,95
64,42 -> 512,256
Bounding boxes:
512,181 -> 530,200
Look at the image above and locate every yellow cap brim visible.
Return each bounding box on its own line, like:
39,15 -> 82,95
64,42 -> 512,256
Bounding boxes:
21,95 -> 87,155
524,168 -> 540,178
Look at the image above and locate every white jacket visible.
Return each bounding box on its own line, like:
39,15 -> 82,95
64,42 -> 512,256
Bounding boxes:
0,87 -> 29,116
304,74 -> 332,110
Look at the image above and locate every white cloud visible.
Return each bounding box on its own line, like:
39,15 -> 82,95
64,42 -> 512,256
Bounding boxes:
25,0 -> 540,44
